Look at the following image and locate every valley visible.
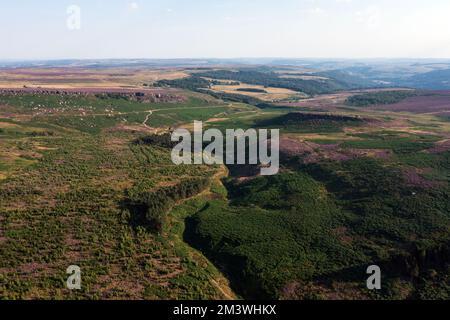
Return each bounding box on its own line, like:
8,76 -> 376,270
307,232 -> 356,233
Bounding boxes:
1,61 -> 450,300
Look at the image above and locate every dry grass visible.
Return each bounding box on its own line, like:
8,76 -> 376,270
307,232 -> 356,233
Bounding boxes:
0,121 -> 21,129
0,68 -> 188,90
211,83 -> 306,102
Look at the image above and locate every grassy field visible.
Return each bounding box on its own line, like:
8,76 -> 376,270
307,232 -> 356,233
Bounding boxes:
210,83 -> 306,102
0,129 -> 234,300
0,91 -> 239,299
187,157 -> 450,299
178,88 -> 450,300
0,68 -> 188,89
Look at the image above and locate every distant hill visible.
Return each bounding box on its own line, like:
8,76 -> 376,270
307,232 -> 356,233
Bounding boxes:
399,68 -> 450,90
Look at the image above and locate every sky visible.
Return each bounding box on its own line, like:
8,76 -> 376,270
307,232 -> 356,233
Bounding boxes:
1,0 -> 450,60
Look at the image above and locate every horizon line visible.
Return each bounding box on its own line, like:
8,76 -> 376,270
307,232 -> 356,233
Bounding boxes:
2,57 -> 450,62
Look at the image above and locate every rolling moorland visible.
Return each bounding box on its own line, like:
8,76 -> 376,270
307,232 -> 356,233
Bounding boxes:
1,60 -> 450,300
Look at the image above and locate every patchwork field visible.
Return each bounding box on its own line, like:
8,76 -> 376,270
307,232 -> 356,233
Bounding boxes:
210,83 -> 306,102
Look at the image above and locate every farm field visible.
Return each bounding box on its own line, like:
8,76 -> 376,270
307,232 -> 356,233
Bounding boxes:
1,64 -> 450,301
0,68 -> 188,90
210,82 -> 307,102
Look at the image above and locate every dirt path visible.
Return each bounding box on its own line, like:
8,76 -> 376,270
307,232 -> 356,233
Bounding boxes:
142,110 -> 153,128
205,165 -> 236,300
166,165 -> 236,300
30,105 -> 226,119
210,278 -> 236,300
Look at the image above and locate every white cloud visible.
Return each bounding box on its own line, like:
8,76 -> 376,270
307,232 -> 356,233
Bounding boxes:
129,2 -> 139,11
300,7 -> 328,18
356,6 -> 381,30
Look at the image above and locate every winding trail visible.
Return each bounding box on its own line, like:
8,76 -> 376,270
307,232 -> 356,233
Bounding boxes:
141,105 -> 228,131
167,164 -> 236,300
142,110 -> 153,128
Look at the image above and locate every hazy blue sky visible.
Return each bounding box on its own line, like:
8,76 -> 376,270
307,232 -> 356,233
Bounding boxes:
1,0 -> 450,59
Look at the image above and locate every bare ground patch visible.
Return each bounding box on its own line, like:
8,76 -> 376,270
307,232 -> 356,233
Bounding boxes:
427,139 -> 450,154
280,280 -> 370,300
402,167 -> 444,189
0,215 -> 6,243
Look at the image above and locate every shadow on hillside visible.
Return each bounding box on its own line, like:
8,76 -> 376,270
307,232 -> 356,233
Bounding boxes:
119,198 -> 153,231
183,207 -> 276,300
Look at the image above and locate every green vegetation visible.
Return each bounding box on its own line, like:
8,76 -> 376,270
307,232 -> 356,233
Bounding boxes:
236,88 -> 267,93
128,178 -> 210,233
346,91 -> 418,107
187,172 -> 351,299
257,112 -> 365,133
204,90 -> 264,105
156,76 -> 266,105
1,78 -> 450,301
134,133 -> 176,148
187,158 -> 450,299
438,114 -> 450,122
157,77 -> 213,92
194,70 -> 357,95
0,93 -> 233,133
342,132 -> 439,154
157,68 -> 376,97
0,92 -> 230,300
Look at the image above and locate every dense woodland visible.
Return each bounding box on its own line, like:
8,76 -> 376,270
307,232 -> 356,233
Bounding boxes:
130,178 -> 210,233
257,112 -> 366,132
187,155 -> 450,299
158,69 -> 371,96
194,70 -> 352,95
346,91 -> 418,107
